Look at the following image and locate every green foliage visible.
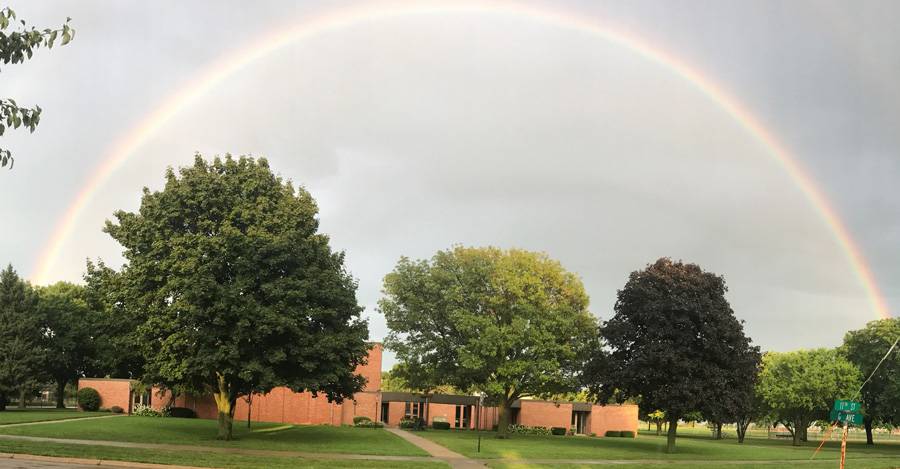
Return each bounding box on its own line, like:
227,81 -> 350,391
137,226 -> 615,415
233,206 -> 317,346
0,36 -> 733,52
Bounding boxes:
381,365 -> 458,394
353,416 -> 372,425
37,282 -> 99,408
432,421 -> 451,430
841,318 -> 900,443
507,424 -> 551,435
756,348 -> 862,446
169,407 -> 197,418
550,427 -> 567,436
381,246 -> 598,437
109,406 -> 123,414
0,264 -> 44,408
83,260 -> 144,379
0,7 -> 74,169
104,155 -> 369,439
132,404 -> 162,417
604,430 -> 622,437
591,258 -> 760,452
75,387 -> 100,411
621,430 -> 635,438
399,418 -> 417,429
355,420 -> 384,428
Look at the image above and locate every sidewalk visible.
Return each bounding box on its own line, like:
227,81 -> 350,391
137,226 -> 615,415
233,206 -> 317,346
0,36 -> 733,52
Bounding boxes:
386,428 -> 486,469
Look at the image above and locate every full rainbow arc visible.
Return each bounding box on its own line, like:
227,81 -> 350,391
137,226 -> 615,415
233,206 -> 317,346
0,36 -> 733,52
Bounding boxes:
31,0 -> 891,319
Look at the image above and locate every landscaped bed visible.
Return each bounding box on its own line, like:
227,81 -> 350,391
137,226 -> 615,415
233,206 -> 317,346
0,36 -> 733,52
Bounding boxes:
417,428 -> 900,465
0,416 -> 429,456
0,409 -> 106,425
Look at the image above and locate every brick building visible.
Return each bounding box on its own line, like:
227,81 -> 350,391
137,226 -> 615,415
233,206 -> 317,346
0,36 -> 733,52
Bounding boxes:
80,343 -> 637,436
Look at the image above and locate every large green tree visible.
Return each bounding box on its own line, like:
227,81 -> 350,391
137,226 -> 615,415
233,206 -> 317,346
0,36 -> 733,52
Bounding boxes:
756,349 -> 861,446
591,258 -> 759,453
38,282 -> 98,408
105,155 -> 370,440
381,246 -> 598,438
0,264 -> 44,410
0,7 -> 74,168
842,318 -> 900,445
83,260 -> 144,379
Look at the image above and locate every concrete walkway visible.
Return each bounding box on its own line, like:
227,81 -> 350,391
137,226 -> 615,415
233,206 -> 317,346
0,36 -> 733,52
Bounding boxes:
0,434 -> 437,463
386,428 -> 486,468
0,414 -> 124,427
0,452 -> 204,468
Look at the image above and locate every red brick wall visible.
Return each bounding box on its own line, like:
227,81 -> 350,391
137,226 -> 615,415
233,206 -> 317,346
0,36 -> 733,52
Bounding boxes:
519,401 -> 572,429
428,403 -> 456,425
590,404 -> 639,437
358,343 -> 382,392
387,401 -> 407,426
78,379 -> 131,413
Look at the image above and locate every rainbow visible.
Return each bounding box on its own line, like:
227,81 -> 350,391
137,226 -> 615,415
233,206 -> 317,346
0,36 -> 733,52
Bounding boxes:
32,0 -> 891,318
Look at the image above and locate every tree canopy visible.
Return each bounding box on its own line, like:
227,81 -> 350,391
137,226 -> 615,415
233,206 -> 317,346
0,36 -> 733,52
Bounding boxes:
591,258 -> 759,453
381,246 -> 598,438
756,348 -> 861,446
104,154 -> 370,439
0,264 -> 43,410
0,7 -> 74,168
842,318 -> 900,445
37,282 -> 98,408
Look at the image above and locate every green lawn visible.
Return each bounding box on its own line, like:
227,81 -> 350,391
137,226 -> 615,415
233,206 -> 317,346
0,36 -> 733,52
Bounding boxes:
0,416 -> 428,456
0,408 -> 105,425
0,439 -> 445,468
418,429 -> 900,465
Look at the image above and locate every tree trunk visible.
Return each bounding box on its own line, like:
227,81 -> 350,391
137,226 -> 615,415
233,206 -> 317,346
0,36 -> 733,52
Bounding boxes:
17,388 -> 26,409
714,422 -> 723,440
791,419 -> 806,446
0,392 -> 6,411
212,373 -> 233,441
496,399 -> 512,439
864,416 -> 874,446
655,421 -> 662,436
666,418 -> 678,453
55,379 -> 67,409
736,418 -> 750,444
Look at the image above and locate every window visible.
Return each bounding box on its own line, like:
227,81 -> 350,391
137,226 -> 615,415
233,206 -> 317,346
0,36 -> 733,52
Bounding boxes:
404,401 -> 422,420
454,405 -> 471,428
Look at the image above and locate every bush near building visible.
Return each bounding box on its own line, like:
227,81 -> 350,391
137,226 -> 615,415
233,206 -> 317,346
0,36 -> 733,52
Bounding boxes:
76,387 -> 100,411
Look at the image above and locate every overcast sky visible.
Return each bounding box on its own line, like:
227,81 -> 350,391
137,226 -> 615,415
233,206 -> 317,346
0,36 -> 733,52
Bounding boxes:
2,0 -> 898,368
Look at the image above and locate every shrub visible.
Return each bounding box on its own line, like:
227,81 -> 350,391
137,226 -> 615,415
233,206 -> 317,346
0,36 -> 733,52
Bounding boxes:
110,406 -> 124,414
353,416 -> 372,425
355,420 -> 384,428
621,431 -> 635,438
433,421 -> 451,430
76,387 -> 101,411
508,424 -> 551,435
399,418 -> 417,429
132,403 -> 162,417
551,427 -> 567,436
169,407 -> 196,418
605,430 -> 622,437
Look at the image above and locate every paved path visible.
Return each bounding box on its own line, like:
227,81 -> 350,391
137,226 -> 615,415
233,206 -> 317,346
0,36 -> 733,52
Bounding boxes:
0,414 -> 124,428
386,428 -> 486,468
0,434 -> 437,463
0,452 -> 202,468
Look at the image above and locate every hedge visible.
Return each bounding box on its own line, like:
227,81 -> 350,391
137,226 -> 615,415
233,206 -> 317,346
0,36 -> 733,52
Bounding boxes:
433,421 -> 451,430
355,420 -> 384,428
621,430 -> 635,438
110,406 -> 124,414
76,387 -> 101,412
551,427 -> 567,436
169,407 -> 197,418
605,430 -> 623,437
353,416 -> 372,425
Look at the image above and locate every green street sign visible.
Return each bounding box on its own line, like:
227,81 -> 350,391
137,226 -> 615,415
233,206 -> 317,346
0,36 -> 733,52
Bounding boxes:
829,409 -> 863,425
832,400 -> 861,412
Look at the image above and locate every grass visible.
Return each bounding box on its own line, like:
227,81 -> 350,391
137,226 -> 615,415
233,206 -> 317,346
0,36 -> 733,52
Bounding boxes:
0,408 -> 106,425
417,428 -> 900,465
0,439 -> 446,468
0,416 -> 429,456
